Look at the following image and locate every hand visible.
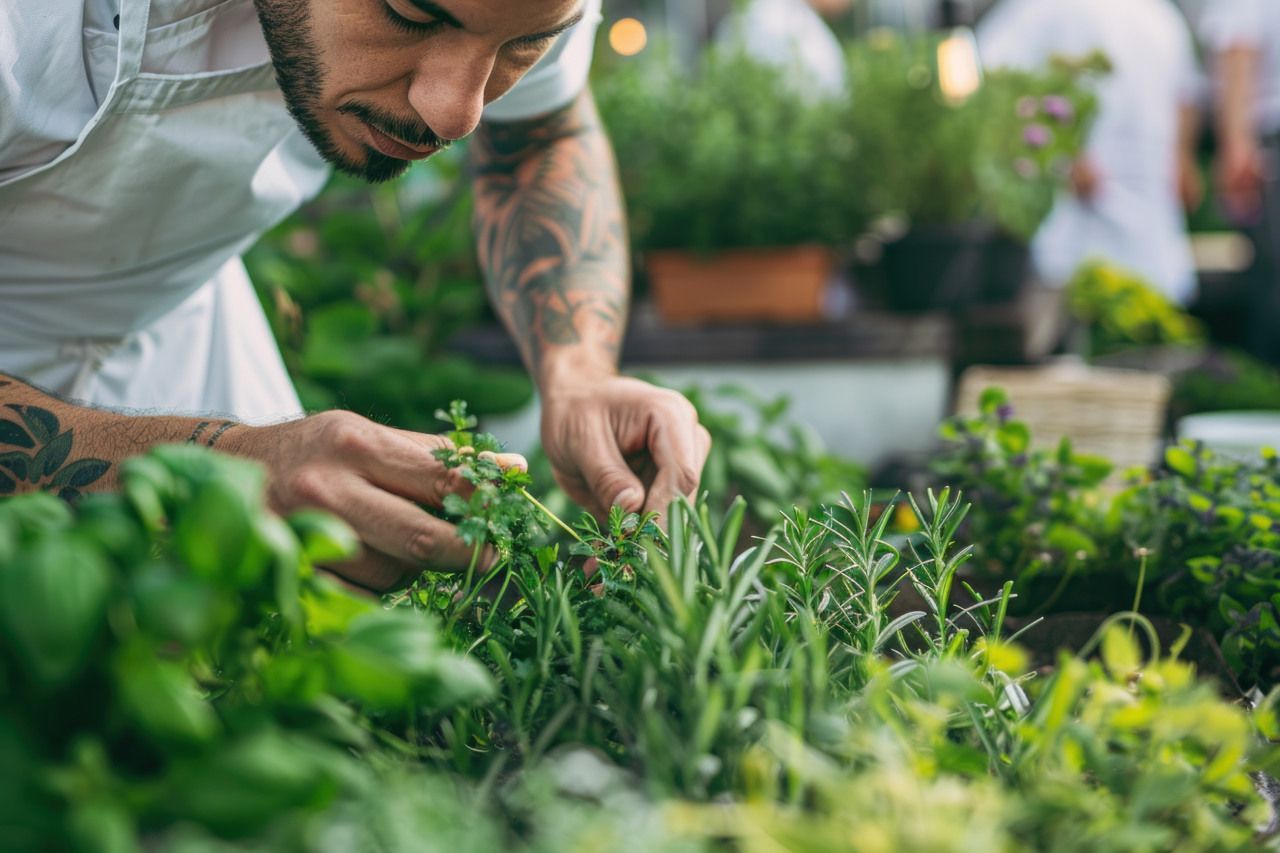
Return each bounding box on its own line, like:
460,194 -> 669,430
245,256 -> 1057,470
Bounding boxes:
1178,157 -> 1205,213
540,376 -> 711,520
1070,157 -> 1103,202
1217,137 -> 1266,224
223,411 -> 526,593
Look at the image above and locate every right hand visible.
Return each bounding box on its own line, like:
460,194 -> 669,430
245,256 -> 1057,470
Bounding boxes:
224,410 -> 526,593
1217,137 -> 1266,224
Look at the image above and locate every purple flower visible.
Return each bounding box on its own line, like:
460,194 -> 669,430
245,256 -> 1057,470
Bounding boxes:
1016,96 -> 1038,119
1014,157 -> 1039,179
997,403 -> 1015,423
1041,95 -> 1074,123
1023,123 -> 1052,148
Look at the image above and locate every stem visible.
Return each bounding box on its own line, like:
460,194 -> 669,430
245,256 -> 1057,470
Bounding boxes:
445,542 -> 485,635
1129,549 -> 1150,641
519,487 -> 584,543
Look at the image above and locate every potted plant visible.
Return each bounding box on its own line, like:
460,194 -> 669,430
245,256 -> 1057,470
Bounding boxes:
596,49 -> 858,325
846,34 -> 1105,310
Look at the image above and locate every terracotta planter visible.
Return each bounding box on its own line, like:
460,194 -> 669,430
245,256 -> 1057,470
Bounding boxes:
645,246 -> 834,326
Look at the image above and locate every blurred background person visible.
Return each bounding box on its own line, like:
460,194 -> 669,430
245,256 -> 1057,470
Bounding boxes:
978,0 -> 1203,304
1201,0 -> 1280,362
713,0 -> 855,98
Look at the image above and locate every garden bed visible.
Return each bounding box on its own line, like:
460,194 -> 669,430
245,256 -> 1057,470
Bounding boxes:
3,399 -> 1279,851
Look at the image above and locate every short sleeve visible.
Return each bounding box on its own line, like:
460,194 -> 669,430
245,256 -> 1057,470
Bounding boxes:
482,0 -> 603,123
1200,0 -> 1265,52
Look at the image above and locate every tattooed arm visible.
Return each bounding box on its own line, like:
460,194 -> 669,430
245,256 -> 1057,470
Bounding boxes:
470,90 -> 709,518
0,372 -> 526,594
0,374 -> 240,500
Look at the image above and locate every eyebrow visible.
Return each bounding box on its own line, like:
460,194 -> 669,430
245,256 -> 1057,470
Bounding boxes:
403,0 -> 585,42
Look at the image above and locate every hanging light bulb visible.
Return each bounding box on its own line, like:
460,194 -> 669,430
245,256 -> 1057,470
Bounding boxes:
937,28 -> 982,104
936,0 -> 982,104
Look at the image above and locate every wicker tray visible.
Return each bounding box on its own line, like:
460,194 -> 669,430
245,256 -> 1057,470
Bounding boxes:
955,361 -> 1172,474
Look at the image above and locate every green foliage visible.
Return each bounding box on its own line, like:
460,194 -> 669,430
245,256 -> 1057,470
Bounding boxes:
1111,442 -> 1280,686
846,34 -> 1104,240
0,445 -> 491,848
1172,349 -> 1280,421
934,386 -> 1114,613
2,407 -> 1276,849
1067,260 -> 1206,356
938,386 -> 1280,687
244,156 -> 533,431
597,47 -> 858,252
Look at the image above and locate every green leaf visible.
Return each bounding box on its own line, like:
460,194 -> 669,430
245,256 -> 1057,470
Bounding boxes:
0,535 -> 112,686
1165,445 -> 1198,479
173,478 -> 262,587
287,510 -> 358,564
978,386 -> 1008,415
114,643 -> 218,747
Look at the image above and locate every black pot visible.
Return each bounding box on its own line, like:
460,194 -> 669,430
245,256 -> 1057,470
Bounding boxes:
879,224 -> 993,313
981,234 -> 1032,304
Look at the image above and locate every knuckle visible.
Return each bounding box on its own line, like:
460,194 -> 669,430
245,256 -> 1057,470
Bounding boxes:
286,467 -> 329,507
673,463 -> 702,494
404,527 -> 440,564
317,411 -> 373,456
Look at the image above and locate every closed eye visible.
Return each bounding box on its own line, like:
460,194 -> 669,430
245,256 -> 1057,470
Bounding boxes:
381,2 -> 448,36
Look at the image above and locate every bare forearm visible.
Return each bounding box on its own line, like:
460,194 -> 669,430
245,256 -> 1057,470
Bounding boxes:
0,373 -> 238,498
1218,46 -> 1261,149
469,89 -> 629,390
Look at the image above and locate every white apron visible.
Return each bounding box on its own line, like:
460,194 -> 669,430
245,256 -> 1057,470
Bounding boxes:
0,0 -> 327,423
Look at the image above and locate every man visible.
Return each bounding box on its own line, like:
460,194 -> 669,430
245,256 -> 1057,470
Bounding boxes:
0,0 -> 710,593
713,0 -> 853,99
1201,0 -> 1280,362
979,0 -> 1203,304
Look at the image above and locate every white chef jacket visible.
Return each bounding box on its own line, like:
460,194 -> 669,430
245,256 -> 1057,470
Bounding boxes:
1200,0 -> 1280,135
0,0 -> 601,422
979,0 -> 1200,304
713,0 -> 848,99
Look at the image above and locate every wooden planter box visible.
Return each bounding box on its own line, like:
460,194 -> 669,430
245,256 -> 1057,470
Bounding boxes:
646,245 -> 834,326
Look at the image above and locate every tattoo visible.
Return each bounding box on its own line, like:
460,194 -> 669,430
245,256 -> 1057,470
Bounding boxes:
187,421 -> 213,444
0,405 -> 110,501
204,421 -> 238,448
469,91 -> 629,376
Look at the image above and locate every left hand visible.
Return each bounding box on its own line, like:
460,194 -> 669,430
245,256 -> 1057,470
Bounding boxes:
540,376 -> 711,520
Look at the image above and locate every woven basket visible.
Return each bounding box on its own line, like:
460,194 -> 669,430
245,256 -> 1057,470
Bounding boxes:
955,361 -> 1172,474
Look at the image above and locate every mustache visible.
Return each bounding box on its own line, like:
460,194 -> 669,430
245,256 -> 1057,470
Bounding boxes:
336,102 -> 454,151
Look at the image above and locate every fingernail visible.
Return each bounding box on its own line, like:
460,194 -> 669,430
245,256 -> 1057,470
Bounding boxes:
614,488 -> 643,510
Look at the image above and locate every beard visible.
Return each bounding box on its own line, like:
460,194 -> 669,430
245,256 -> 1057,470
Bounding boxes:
253,0 -> 443,183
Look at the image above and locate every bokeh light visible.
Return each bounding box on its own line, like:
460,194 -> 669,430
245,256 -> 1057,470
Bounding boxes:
609,18 -> 648,57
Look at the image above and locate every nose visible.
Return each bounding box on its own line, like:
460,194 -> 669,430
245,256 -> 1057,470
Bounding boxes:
406,47 -> 495,142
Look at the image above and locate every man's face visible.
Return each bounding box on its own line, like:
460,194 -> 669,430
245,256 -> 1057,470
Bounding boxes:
254,0 -> 584,182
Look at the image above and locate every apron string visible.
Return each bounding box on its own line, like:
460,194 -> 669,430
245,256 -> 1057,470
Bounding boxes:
116,0 -> 152,82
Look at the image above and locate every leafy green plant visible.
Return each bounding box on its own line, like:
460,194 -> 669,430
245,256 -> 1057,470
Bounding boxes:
934,386 -> 1115,613
846,32 -> 1104,239
596,46 -> 859,253
4,404 -> 1278,850
1171,349 -> 1280,421
1067,260 -> 1205,357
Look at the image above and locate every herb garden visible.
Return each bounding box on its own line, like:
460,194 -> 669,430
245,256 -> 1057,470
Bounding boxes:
3,394 -> 1279,851
6,26 -> 1280,853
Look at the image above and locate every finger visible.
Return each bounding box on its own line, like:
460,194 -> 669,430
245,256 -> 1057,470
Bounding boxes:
340,427 -> 468,507
575,423 -> 647,516
477,450 -> 529,473
323,546 -> 423,594
327,473 -> 492,573
642,420 -> 711,517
